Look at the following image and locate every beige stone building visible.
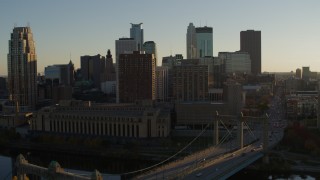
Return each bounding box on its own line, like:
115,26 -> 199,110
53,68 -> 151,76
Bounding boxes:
31,100 -> 171,138
8,27 -> 37,111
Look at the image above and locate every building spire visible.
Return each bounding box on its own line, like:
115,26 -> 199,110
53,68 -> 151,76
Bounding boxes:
107,49 -> 112,58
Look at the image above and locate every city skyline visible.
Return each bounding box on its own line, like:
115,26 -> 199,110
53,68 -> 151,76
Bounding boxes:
1,0 -> 320,76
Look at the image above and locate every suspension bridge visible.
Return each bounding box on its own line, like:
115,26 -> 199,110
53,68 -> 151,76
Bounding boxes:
12,110 -> 285,180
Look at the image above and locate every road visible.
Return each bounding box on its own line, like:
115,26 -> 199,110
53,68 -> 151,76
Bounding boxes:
182,86 -> 287,179
135,86 -> 286,179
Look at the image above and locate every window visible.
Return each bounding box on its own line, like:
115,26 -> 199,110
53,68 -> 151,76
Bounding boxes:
136,125 -> 139,138
127,125 -> 130,136
93,122 -> 96,135
101,123 -> 104,135
132,125 -> 134,137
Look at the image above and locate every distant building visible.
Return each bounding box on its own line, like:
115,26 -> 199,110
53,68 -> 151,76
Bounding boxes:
213,57 -> 226,88
115,38 -> 138,61
199,57 -> 214,88
31,100 -> 171,138
296,68 -> 302,79
284,78 -> 305,94
130,23 -> 144,51
43,61 -> 74,104
143,41 -> 157,65
286,92 -> 318,119
115,38 -> 138,103
44,61 -> 75,86
156,67 -> 169,102
7,27 -> 37,111
101,81 -> 116,95
80,54 -> 106,89
118,51 -> 156,103
173,61 -> 208,102
302,67 -> 310,81
240,30 -> 261,74
162,55 -> 182,69
218,51 -> 251,74
223,81 -> 244,115
104,49 -> 116,81
0,77 -> 8,99
186,23 -> 197,59
196,26 -> 213,58
162,55 -> 183,101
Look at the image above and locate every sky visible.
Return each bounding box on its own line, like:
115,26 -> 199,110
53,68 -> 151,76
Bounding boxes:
1,0 -> 320,76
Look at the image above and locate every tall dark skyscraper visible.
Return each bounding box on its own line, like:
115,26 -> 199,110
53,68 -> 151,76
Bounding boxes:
80,54 -> 105,89
240,30 -> 261,74
7,27 -> 37,111
118,51 -> 156,103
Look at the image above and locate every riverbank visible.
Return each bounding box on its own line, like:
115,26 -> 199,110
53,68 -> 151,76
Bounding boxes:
0,129 -> 216,162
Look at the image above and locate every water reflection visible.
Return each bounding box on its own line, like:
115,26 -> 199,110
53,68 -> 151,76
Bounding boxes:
0,155 -> 12,180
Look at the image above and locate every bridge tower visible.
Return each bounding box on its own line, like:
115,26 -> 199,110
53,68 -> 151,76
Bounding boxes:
213,111 -> 219,145
237,112 -> 244,149
16,154 -> 28,180
262,113 -> 270,164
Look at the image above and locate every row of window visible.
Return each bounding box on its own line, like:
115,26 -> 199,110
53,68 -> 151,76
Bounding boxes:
57,107 -> 146,111
49,120 -> 140,138
52,114 -> 141,123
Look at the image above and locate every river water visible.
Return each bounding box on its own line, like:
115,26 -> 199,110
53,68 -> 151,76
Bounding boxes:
1,154 -> 319,180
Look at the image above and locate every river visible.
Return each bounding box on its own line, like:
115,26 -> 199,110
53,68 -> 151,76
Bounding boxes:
1,154 -> 319,180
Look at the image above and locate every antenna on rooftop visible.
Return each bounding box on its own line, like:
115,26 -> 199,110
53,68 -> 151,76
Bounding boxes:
27,22 -> 30,27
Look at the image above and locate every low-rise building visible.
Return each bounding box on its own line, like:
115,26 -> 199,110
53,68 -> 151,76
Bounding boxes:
286,91 -> 318,119
31,100 -> 171,138
0,113 -> 32,128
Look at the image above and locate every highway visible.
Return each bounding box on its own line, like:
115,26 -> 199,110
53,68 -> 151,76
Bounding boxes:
182,86 -> 286,179
135,87 -> 286,179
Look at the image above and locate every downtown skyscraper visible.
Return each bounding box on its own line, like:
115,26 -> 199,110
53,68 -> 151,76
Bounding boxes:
143,41 -> 157,65
115,38 -> 138,103
118,51 -> 156,103
7,27 -> 37,111
130,23 -> 144,51
186,23 -> 197,59
240,30 -> 261,74
196,26 -> 213,58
